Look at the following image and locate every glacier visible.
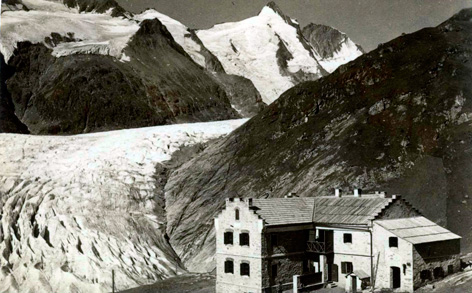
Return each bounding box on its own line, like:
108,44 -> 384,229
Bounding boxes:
0,119 -> 247,292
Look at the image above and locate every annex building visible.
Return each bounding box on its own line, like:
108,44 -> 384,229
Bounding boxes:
214,190 -> 461,293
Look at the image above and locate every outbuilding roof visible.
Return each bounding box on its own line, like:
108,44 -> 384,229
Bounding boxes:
375,216 -> 461,244
252,196 -> 393,226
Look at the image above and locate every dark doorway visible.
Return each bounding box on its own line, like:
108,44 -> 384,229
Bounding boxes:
391,266 -> 401,289
328,264 -> 338,282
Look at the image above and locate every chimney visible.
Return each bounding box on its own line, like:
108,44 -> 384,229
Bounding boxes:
354,189 -> 361,197
285,192 -> 298,198
335,188 -> 341,197
247,198 -> 253,206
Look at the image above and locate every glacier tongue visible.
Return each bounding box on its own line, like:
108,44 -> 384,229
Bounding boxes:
0,119 -> 247,292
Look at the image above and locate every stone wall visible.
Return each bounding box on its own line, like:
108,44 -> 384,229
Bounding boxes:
377,197 -> 422,220
373,223 -> 414,292
412,239 -> 461,290
215,198 -> 264,293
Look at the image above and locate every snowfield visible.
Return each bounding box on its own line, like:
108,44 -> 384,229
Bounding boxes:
0,0 -> 140,62
197,6 -> 325,104
0,119 -> 247,293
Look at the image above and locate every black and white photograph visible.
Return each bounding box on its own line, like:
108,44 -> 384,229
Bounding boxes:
1,0 -> 471,292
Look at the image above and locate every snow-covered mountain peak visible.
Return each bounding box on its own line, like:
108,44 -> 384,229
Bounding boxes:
197,4 -> 327,104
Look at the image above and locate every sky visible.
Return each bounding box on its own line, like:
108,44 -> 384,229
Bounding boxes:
116,0 -> 471,52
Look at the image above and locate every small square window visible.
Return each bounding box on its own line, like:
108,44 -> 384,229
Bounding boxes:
389,237 -> 398,248
343,233 -> 352,243
341,262 -> 353,274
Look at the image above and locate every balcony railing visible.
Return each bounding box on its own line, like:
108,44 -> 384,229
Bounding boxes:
306,240 -> 333,253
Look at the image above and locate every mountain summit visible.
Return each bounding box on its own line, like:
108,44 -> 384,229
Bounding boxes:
197,2 -> 327,104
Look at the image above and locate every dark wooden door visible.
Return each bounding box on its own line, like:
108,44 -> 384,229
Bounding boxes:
391,266 -> 401,289
328,263 -> 338,282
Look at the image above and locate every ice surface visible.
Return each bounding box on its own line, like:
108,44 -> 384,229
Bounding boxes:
0,119 -> 247,292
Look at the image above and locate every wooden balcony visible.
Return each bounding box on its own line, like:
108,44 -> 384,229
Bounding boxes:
306,240 -> 333,254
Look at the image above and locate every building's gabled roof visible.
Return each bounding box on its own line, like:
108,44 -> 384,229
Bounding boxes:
252,196 -> 393,226
252,197 -> 314,226
375,216 -> 461,244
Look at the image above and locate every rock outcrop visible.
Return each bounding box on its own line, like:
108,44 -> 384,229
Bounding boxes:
302,23 -> 364,73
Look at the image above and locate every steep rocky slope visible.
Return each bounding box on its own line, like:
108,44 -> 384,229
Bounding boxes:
0,119 -> 247,292
302,23 -> 364,73
0,53 -> 29,134
133,9 -> 265,117
164,8 -> 472,271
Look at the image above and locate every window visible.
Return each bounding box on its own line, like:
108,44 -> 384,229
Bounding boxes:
240,232 -> 250,246
343,233 -> 352,243
271,263 -> 278,279
224,231 -> 233,245
389,237 -> 398,248
420,270 -> 432,281
448,265 -> 454,275
433,267 -> 444,279
271,234 -> 278,247
235,209 -> 240,220
240,262 -> 250,276
224,259 -> 234,274
341,262 -> 353,274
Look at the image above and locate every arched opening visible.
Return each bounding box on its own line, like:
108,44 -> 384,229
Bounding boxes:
235,208 -> 240,221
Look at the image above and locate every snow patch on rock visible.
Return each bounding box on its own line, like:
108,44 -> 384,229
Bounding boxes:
133,9 -> 206,68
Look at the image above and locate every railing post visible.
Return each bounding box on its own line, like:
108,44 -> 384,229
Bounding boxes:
293,275 -> 299,293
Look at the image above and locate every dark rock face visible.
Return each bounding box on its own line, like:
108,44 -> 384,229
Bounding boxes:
5,19 -> 239,134
0,53 -> 29,134
163,8 -> 472,271
302,23 -> 364,59
63,0 -> 126,17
